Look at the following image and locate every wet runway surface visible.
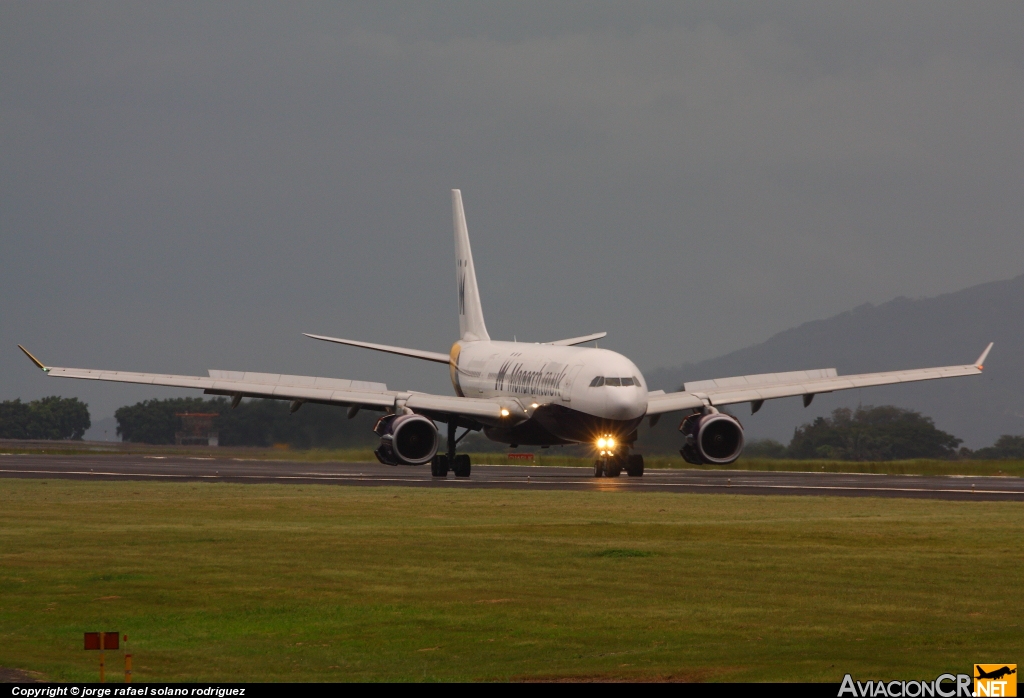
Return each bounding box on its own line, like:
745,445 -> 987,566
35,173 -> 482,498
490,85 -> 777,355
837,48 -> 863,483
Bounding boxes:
1,453 -> 1022,501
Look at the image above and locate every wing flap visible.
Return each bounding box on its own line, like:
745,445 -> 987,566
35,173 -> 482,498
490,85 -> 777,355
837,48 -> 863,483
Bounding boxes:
405,393 -> 503,419
645,392 -> 706,415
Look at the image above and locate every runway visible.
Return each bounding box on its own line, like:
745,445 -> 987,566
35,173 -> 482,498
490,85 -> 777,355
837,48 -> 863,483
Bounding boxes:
1,453 -> 1022,501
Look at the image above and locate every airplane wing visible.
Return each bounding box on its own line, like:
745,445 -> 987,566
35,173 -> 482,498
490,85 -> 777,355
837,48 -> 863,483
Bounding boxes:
645,343 -> 993,416
17,346 -> 506,423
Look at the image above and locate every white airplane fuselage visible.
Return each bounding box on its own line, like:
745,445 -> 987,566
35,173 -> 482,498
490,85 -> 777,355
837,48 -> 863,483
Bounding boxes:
450,340 -> 648,445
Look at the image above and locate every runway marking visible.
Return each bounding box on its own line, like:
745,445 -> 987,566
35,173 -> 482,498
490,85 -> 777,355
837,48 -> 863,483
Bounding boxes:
0,468 -> 1020,496
0,468 -> 421,483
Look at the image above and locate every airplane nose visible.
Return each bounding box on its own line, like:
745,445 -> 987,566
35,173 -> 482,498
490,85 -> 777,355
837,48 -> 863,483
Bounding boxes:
604,387 -> 645,420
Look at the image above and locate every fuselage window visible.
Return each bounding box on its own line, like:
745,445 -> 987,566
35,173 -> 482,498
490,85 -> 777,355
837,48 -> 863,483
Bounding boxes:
604,377 -> 621,386
620,377 -> 634,386
589,376 -> 605,387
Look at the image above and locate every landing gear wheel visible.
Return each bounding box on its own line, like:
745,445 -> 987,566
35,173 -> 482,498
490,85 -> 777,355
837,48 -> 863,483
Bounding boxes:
594,460 -> 604,477
605,456 -> 623,478
431,455 -> 449,477
626,454 -> 645,477
453,454 -> 471,478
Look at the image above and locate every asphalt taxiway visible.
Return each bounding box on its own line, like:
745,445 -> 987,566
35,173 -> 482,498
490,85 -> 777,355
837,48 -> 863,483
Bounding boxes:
1,453 -> 1022,501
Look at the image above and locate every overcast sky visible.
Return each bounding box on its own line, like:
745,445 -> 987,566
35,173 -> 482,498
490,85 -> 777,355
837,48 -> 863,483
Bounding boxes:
3,2 -> 1023,422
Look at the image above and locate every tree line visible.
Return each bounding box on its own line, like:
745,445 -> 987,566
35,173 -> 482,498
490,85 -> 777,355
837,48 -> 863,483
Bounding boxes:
3,396 -> 1024,460
742,405 -> 1024,460
0,396 -> 91,440
114,397 -> 379,449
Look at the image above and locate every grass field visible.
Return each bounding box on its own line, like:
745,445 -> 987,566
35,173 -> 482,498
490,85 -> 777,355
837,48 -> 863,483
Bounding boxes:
0,480 -> 1020,682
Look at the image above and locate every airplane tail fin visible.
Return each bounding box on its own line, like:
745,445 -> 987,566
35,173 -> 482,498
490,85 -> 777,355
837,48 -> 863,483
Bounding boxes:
452,189 -> 490,342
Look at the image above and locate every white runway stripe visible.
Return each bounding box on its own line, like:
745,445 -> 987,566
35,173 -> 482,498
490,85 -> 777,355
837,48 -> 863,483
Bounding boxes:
0,467 -> 1020,496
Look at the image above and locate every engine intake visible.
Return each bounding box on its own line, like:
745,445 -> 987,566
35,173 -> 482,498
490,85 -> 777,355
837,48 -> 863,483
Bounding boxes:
679,411 -> 744,465
373,413 -> 439,466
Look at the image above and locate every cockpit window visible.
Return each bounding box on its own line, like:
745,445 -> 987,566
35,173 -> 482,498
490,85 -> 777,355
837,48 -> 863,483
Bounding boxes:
590,376 -> 639,387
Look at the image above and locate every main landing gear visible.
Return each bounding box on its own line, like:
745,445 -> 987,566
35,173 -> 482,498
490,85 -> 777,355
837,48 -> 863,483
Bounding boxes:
594,452 -> 644,478
431,416 -> 471,478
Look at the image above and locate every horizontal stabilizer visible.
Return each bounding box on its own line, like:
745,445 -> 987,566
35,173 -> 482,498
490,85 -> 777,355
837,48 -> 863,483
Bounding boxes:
303,333 -> 450,364
546,332 -> 607,346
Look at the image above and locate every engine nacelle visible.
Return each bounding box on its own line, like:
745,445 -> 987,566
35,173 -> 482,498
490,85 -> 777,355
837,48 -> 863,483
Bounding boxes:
679,411 -> 744,465
373,413 -> 439,466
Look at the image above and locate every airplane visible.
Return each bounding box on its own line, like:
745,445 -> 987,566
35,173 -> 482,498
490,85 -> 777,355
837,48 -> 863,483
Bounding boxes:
975,666 -> 1016,681
19,190 -> 993,479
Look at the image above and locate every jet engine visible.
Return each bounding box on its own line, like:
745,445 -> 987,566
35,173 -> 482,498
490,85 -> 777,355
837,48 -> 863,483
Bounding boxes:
373,413 -> 439,466
679,411 -> 744,465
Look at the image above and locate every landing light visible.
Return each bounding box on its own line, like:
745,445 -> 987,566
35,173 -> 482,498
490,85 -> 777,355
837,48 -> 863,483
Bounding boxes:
500,408 -> 510,417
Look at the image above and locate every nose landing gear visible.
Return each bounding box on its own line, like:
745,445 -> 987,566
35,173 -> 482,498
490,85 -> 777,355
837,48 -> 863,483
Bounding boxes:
594,455 -> 623,477
593,452 -> 644,477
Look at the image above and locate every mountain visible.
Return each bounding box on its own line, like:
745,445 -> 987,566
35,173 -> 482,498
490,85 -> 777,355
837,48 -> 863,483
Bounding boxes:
640,273 -> 1024,451
83,415 -> 119,441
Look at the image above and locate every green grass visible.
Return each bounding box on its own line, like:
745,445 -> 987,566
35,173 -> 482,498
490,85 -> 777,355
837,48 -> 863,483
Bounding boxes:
0,480 -> 1020,682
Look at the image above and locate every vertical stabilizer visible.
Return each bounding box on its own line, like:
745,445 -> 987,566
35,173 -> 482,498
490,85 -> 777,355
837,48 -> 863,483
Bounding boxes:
452,189 -> 490,341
